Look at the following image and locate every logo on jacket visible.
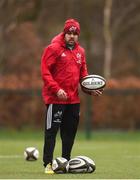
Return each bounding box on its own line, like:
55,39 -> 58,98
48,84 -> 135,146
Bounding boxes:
61,52 -> 66,57
76,53 -> 82,64
76,53 -> 81,59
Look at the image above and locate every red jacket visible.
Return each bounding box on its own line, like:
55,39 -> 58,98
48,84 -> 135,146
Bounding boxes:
41,33 -> 88,104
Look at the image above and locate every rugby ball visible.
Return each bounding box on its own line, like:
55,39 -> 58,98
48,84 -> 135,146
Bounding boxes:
24,147 -> 39,161
67,157 -> 88,173
80,74 -> 106,90
52,157 -> 68,173
76,156 -> 96,173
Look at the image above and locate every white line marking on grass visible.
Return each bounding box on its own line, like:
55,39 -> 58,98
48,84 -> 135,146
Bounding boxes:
76,146 -> 109,150
125,155 -> 140,159
0,179 -> 135,180
0,155 -> 22,158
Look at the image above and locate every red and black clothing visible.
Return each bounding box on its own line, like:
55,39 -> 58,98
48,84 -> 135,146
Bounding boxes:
41,32 -> 88,166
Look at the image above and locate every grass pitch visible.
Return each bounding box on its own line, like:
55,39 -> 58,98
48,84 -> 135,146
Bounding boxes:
0,130 -> 140,179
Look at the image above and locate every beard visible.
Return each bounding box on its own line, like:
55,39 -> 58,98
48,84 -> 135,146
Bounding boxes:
66,40 -> 75,50
67,38 -> 75,46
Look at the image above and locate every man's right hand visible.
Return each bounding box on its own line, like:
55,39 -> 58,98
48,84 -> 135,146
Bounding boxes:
57,89 -> 68,101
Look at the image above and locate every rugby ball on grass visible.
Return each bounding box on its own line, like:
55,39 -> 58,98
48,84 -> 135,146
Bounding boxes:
52,157 -> 68,173
76,156 -> 96,173
24,147 -> 39,161
80,74 -> 106,91
67,157 -> 89,173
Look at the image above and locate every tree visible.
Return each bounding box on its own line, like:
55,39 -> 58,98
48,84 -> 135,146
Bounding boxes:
103,0 -> 112,79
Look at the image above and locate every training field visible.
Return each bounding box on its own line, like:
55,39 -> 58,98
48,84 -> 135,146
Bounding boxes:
0,130 -> 140,179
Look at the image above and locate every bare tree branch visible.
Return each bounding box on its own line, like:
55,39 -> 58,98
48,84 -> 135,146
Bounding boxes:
112,3 -> 139,39
103,0 -> 112,79
114,13 -> 140,42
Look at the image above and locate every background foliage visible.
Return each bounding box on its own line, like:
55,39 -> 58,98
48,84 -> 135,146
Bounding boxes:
0,0 -> 140,130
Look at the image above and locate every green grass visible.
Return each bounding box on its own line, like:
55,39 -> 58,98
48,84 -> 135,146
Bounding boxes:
0,129 -> 140,179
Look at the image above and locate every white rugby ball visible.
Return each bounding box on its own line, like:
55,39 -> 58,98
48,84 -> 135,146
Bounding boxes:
24,147 -> 39,161
76,156 -> 96,173
52,157 -> 68,173
68,157 -> 88,173
80,74 -> 106,90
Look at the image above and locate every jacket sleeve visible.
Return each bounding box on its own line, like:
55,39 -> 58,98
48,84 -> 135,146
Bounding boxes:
41,46 -> 60,94
80,49 -> 88,79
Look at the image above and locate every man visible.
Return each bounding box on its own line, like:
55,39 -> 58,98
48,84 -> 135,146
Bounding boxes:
41,19 -> 102,174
